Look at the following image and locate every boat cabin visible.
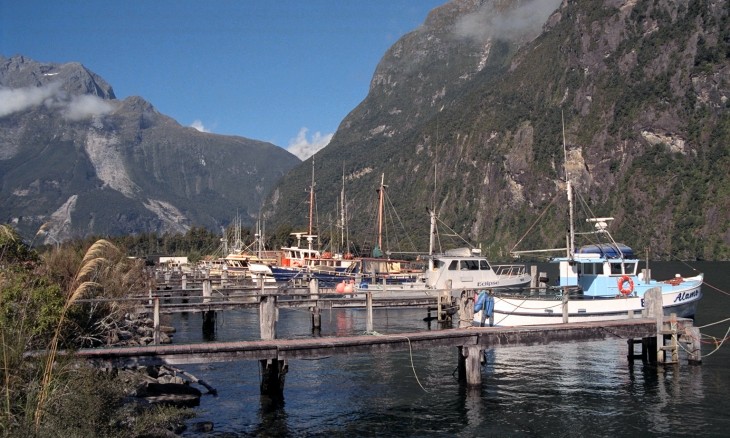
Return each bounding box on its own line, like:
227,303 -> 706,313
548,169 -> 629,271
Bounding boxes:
426,248 -> 506,290
557,244 -> 640,297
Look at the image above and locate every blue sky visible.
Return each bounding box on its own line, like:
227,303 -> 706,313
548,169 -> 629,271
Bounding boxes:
1,0 -> 445,159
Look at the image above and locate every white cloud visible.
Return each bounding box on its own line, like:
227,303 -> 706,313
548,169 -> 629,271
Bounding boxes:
63,94 -> 114,121
190,120 -> 210,132
454,0 -> 561,43
0,83 -> 61,117
0,82 -> 113,120
287,127 -> 333,160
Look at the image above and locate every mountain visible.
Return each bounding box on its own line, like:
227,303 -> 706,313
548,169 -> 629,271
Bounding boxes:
0,55 -> 301,244
261,0 -> 729,261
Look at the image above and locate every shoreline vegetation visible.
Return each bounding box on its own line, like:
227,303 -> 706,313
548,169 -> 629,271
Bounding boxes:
0,225 -> 200,437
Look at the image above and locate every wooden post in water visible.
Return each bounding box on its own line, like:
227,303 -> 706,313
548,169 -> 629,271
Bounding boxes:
685,326 -> 702,364
562,289 -> 569,323
310,279 -> 321,330
202,278 -> 212,303
530,265 -> 537,288
153,297 -> 160,345
643,287 -> 663,363
181,273 -> 187,290
366,292 -> 373,333
259,291 -> 286,397
457,345 -> 482,386
458,288 -> 474,329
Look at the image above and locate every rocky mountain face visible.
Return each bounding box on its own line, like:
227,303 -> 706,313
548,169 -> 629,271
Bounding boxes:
0,55 -> 300,244
262,0 -> 729,261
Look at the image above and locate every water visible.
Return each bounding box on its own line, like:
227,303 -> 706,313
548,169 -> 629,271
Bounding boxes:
168,262 -> 730,436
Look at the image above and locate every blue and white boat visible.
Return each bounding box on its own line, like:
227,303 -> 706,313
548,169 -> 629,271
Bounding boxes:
474,182 -> 703,326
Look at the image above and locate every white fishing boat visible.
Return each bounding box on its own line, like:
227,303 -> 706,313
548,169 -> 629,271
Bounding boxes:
474,126 -> 703,326
349,209 -> 532,293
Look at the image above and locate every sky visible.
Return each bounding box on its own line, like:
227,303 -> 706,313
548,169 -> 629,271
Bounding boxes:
0,0 -> 445,160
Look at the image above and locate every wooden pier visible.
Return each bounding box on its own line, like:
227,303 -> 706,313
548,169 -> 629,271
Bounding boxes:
71,288 -> 701,398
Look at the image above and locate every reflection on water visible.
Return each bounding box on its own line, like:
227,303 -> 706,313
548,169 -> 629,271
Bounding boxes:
175,262 -> 730,436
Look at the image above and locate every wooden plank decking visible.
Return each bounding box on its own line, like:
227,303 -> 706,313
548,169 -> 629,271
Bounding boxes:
75,317 -> 690,367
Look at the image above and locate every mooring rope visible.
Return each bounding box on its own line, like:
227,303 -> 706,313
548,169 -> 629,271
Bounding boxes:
364,331 -> 429,393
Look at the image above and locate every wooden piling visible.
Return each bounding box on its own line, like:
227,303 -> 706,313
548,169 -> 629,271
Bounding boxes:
457,289 -> 474,329
181,274 -> 187,290
530,265 -> 537,288
458,345 -> 482,386
260,294 -> 277,341
310,279 -> 321,330
366,292 -> 373,333
643,287 -> 663,362
202,278 -> 212,303
562,289 -> 569,323
153,297 -> 160,345
259,292 -> 285,397
684,326 -> 702,364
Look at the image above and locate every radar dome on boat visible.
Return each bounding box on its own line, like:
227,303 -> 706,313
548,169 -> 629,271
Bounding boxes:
577,244 -> 635,259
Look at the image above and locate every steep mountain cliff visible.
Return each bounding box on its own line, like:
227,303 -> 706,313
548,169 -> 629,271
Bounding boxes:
262,0 -> 729,261
0,55 -> 300,244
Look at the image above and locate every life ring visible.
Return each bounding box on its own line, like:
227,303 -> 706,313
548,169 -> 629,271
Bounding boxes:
618,275 -> 634,295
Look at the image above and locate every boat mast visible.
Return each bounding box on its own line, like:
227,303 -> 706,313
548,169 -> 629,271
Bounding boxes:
377,173 -> 385,251
308,159 -> 316,251
562,112 -> 575,257
340,164 -> 346,255
429,163 -> 437,270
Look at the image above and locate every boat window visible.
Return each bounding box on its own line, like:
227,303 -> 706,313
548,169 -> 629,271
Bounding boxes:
434,260 -> 444,270
479,260 -> 491,270
448,260 -> 459,271
623,262 -> 637,274
610,263 -> 623,275
460,260 -> 479,270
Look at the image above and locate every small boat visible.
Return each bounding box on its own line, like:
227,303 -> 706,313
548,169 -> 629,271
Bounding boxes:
474,126 -> 703,326
261,232 -> 357,284
248,163 -> 358,285
474,228 -> 704,326
347,210 -> 532,293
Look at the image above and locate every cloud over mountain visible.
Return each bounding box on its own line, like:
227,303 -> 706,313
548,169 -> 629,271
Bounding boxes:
287,127 -> 333,160
0,82 -> 113,120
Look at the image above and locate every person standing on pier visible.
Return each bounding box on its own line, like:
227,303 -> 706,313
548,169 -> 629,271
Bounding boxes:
475,290 -> 495,327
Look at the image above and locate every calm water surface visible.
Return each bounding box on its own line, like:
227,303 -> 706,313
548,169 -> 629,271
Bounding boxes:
169,262 -> 730,436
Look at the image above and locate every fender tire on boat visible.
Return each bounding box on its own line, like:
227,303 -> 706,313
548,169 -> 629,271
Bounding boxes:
618,275 -> 634,295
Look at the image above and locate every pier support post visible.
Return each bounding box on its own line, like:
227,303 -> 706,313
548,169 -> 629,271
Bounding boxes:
530,265 -> 537,288
457,289 -> 474,329
153,297 -> 160,345
366,292 -> 373,333
260,293 -> 277,341
310,279 -> 321,331
643,287 -> 663,362
181,274 -> 187,290
259,292 -> 286,397
202,311 -> 216,340
457,346 -> 483,387
562,289 -> 569,323
260,358 -> 288,399
202,278 -> 212,303
685,326 -> 702,364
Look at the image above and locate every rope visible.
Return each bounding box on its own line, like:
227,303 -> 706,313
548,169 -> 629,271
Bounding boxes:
509,192 -> 560,254
364,331 -> 429,393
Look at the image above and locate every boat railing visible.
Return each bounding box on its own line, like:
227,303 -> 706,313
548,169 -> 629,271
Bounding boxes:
492,264 -> 527,277
493,285 -> 582,300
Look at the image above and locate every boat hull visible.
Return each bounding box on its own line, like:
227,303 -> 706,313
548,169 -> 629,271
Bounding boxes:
474,277 -> 703,326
